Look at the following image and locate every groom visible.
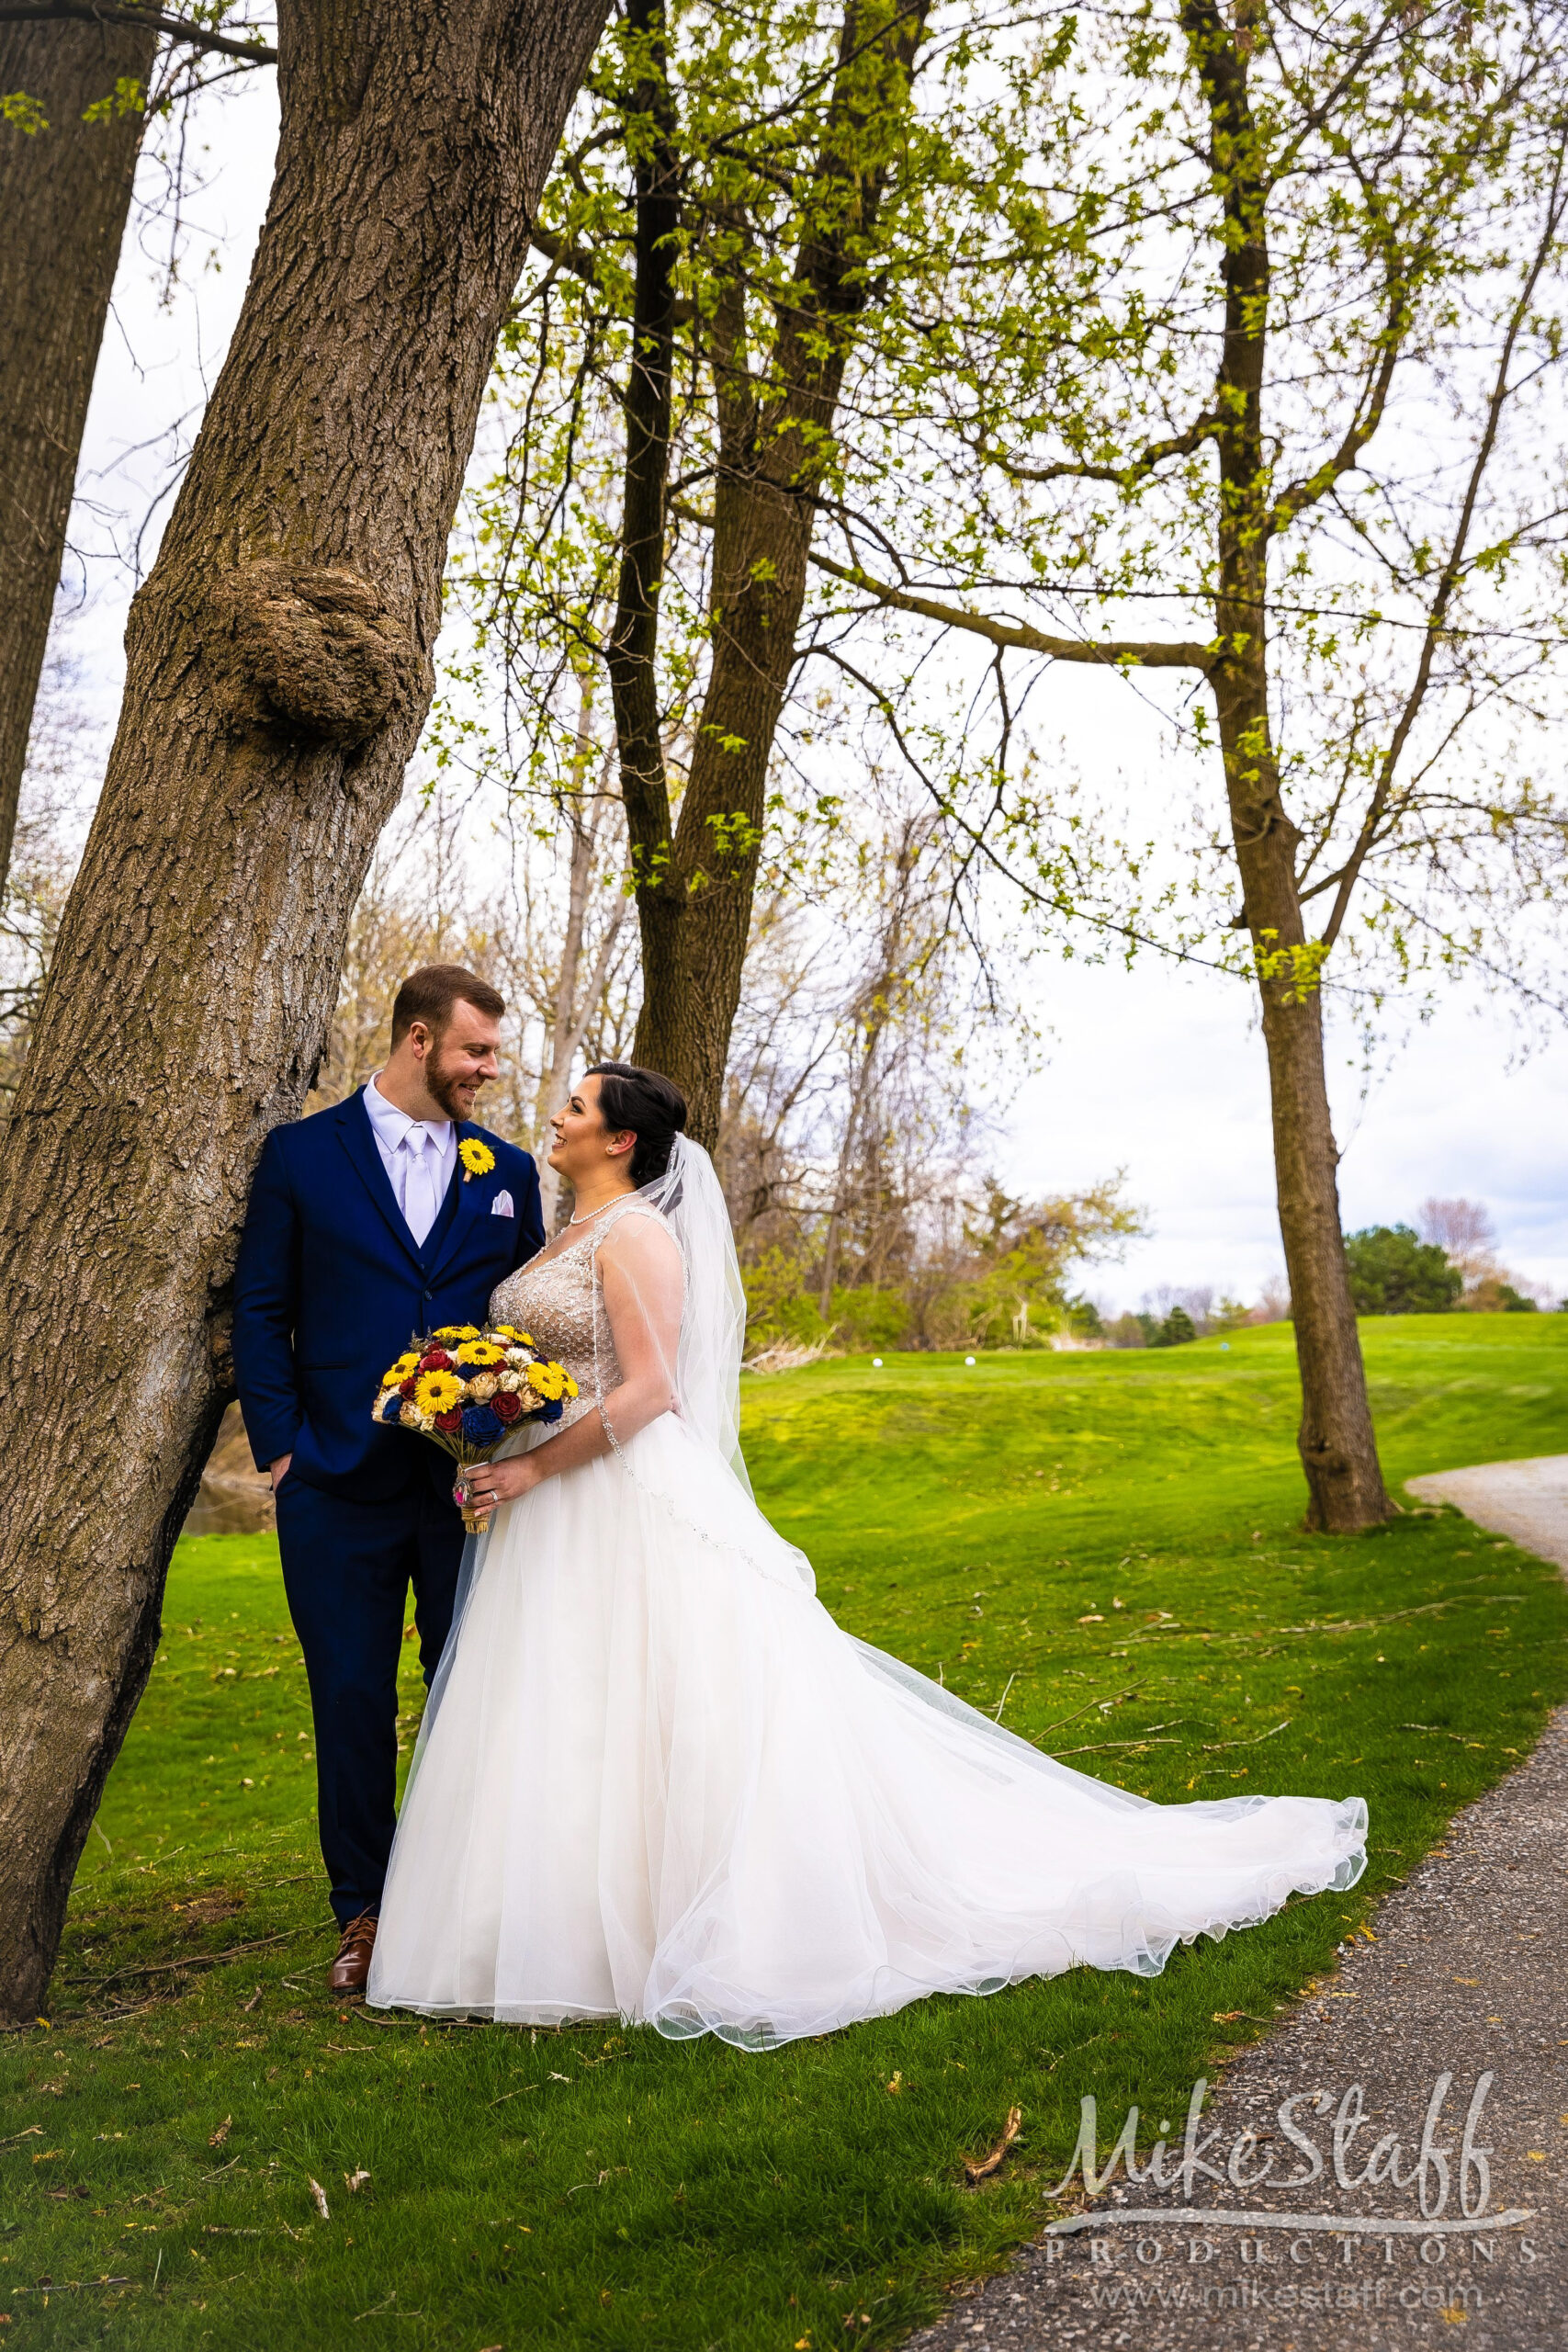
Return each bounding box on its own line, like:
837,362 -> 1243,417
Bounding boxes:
232,965 -> 545,1992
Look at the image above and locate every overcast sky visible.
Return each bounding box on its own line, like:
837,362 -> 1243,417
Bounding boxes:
44,65 -> 1568,1315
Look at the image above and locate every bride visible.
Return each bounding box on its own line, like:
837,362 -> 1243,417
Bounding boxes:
367,1064 -> 1365,2045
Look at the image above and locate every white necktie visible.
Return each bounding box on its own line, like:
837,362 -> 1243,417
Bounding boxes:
403,1126 -> 440,1248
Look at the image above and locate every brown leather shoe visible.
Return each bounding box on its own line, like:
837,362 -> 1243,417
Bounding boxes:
328,1910 -> 378,1996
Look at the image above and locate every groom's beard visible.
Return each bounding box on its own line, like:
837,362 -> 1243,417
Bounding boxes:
425,1046 -> 479,1125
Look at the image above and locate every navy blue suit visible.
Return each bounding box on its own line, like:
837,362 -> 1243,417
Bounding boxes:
232,1090 -> 545,1922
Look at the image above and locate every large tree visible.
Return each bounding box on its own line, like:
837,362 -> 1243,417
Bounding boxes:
793,0 -> 1568,1528
446,0 -> 936,1146
0,3 -> 277,899
0,0 -> 610,2024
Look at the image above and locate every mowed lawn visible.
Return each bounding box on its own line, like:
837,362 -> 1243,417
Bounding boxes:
4,1317 -> 1567,2350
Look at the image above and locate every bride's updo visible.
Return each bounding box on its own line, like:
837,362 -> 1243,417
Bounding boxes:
587,1061 -> 689,1185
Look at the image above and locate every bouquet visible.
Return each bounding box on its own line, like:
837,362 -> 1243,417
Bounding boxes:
372,1322 -> 579,1532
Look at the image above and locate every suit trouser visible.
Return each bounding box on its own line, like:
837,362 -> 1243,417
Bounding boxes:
274,1475 -> 464,1926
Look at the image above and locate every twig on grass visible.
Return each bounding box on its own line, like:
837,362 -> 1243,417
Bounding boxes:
1201,1720 -> 1292,1751
1052,1717 -> 1191,1756
1108,1589 -> 1528,1652
66,1928 -> 316,1990
1052,1737 -> 1181,1757
0,2124 -> 43,2148
1032,1680 -> 1147,1740
3,2277 -> 133,2295
1270,1596 -> 1524,1635
964,2106 -> 1022,2187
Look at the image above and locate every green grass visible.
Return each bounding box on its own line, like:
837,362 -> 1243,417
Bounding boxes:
5,1315 -> 1567,2349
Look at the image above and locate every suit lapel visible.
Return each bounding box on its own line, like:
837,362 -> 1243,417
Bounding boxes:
424,1124 -> 488,1283
334,1092 -> 426,1273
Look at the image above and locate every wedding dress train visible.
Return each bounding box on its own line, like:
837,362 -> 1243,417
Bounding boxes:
367,1162 -> 1365,2048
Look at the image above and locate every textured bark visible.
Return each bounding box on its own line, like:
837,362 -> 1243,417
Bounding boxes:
1189,0 -> 1391,1533
0,17 -> 155,893
625,0 -> 929,1147
0,0 -> 611,2022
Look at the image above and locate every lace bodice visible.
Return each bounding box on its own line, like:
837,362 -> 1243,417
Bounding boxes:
490,1237 -> 615,1432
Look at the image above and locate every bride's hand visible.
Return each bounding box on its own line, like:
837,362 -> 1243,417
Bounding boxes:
455,1454 -> 539,1514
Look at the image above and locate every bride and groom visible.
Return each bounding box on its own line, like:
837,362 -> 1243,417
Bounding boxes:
233,964 -> 1366,2040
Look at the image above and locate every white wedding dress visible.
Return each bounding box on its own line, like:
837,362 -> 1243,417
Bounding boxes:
367,1143 -> 1365,2047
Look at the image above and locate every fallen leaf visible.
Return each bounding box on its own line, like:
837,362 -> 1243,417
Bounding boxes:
1213,2010 -> 1244,2023
886,2072 -> 903,2095
209,2117 -> 231,2150
309,2177 -> 331,2222
964,2104 -> 1022,2186
344,2167 -> 370,2192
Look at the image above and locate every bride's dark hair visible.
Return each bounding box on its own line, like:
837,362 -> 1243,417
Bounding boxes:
586,1061 -> 689,1186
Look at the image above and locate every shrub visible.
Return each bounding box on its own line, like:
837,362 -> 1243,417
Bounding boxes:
1461,1275 -> 1540,1314
1343,1224 -> 1462,1314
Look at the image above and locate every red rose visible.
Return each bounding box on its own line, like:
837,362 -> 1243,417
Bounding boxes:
434,1407 -> 464,1433
398,1377 -> 418,1398
421,1349 -> 455,1372
491,1390 -> 523,1424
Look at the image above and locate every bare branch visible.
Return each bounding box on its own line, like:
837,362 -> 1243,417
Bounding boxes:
807,547 -> 1214,671
0,1 -> 276,62
1317,144 -> 1568,950
528,225 -> 600,288
978,410 -> 1221,492
1269,283 -> 1403,536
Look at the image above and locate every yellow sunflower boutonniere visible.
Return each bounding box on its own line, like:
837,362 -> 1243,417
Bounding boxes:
458,1137 -> 496,1184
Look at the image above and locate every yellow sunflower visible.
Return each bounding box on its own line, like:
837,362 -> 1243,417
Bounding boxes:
432,1324 -> 480,1344
458,1138 -> 496,1182
414,1370 -> 464,1415
386,1350 -> 421,1383
455,1340 -> 505,1367
525,1362 -> 567,1402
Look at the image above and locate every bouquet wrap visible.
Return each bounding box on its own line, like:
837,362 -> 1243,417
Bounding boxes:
371,1323 -> 579,1532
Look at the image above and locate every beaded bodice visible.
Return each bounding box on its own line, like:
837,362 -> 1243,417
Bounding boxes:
489,1230 -> 617,1431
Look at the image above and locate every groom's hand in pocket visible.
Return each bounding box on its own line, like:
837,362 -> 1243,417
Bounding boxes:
270,1453 -> 293,1493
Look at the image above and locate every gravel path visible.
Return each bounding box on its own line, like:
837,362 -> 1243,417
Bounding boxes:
908,1459 -> 1568,2352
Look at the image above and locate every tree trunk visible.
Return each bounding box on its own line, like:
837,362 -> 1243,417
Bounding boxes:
626,0 -> 930,1147
1190,0 -> 1391,1532
630,457 -> 814,1147
533,709 -> 626,1228
0,17 -> 156,895
1214,674 -> 1391,1530
0,0 -> 611,2025
818,830 -> 917,1314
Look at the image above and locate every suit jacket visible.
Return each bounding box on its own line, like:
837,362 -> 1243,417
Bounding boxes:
232,1090 -> 546,1502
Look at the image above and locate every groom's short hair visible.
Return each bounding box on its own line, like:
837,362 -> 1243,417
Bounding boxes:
390,964 -> 506,1045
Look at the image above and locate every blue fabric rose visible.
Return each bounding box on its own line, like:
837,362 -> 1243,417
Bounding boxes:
380,1394 -> 404,1422
539,1398 -> 565,1424
461,1405 -> 503,1442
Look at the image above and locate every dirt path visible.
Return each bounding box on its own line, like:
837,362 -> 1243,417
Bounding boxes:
907,1459 -> 1568,2352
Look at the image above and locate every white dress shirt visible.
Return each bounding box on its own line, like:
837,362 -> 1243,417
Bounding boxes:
362,1075 -> 457,1250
